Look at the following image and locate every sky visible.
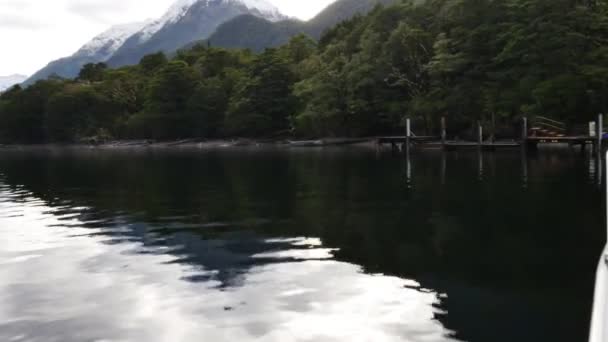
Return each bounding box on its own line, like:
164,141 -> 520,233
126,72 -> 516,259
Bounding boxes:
0,0 -> 335,76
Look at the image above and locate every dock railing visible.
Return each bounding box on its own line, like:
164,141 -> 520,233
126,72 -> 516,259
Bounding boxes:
531,116 -> 566,137
590,150 -> 608,342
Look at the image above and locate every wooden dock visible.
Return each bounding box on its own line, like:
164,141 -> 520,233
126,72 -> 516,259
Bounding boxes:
376,115 -> 605,152
376,136 -> 438,144
376,138 -> 521,150
444,141 -> 520,151
527,136 -> 596,145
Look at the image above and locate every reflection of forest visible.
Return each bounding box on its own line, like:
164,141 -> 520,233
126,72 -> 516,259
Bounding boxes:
0,147 -> 603,341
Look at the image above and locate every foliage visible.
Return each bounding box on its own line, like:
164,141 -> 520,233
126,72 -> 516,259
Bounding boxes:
78,63 -> 108,82
226,49 -> 296,136
2,0 -> 608,143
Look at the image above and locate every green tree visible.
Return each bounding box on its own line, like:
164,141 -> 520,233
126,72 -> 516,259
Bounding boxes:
139,52 -> 169,73
0,80 -> 63,143
226,49 -> 296,136
46,84 -> 113,142
186,77 -> 230,137
137,60 -> 198,139
78,63 -> 108,82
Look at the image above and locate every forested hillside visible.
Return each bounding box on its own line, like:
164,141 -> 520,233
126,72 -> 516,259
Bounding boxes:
1,0 -> 607,143
207,0 -> 395,51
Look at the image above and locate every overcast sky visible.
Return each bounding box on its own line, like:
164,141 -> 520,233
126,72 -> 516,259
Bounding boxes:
0,0 -> 335,76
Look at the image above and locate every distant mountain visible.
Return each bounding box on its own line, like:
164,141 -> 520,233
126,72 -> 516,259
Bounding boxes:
25,0 -> 391,85
0,74 -> 27,92
207,0 -> 395,51
26,0 -> 286,84
106,0 -> 287,67
24,22 -> 148,85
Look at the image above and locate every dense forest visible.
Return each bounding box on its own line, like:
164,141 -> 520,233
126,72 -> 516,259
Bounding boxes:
1,0 -> 608,143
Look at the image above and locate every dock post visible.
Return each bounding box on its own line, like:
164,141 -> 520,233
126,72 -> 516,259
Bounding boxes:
441,151 -> 446,185
406,142 -> 412,188
522,116 -> 532,152
478,147 -> 484,180
491,112 -> 496,143
521,143 -> 528,189
477,121 -> 483,147
520,116 -> 528,188
598,113 -> 603,154
599,152 -> 603,188
522,116 -> 528,143
441,117 -> 447,146
406,118 -> 411,155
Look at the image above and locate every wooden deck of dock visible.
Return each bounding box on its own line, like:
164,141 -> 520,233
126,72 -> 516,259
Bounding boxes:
376,136 -> 439,144
376,115 -> 606,152
527,136 -> 596,144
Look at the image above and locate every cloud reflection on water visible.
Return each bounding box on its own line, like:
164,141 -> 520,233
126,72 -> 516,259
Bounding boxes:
0,184 -> 456,342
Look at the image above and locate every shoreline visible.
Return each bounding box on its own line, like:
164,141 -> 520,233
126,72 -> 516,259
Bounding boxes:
0,138 -> 585,153
0,138 -> 379,151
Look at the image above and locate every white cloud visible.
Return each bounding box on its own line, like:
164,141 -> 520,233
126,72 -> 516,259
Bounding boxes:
0,0 -> 177,76
273,0 -> 335,20
66,0 -> 138,24
0,0 -> 335,77
0,14 -> 49,30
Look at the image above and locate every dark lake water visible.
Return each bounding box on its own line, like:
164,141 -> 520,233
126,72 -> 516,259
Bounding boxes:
0,146 -> 604,342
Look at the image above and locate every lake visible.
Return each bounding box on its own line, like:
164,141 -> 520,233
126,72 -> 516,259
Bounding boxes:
0,146 -> 603,342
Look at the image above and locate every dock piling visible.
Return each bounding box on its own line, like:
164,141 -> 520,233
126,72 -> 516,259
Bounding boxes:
441,117 -> 447,146
406,118 -> 411,155
491,112 -> 496,143
598,113 -> 603,154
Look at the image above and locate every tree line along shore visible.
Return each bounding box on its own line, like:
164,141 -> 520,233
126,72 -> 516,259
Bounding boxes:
1,0 -> 607,145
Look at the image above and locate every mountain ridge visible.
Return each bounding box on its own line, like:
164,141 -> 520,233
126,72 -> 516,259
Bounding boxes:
106,0 -> 286,67
24,0 -> 393,85
205,0 -> 395,51
25,0 -> 286,84
24,21 -> 149,86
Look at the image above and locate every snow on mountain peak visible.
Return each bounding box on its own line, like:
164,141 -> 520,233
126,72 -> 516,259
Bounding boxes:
134,0 -> 198,43
229,0 -> 285,21
76,21 -> 150,60
131,0 -> 285,44
162,0 -> 200,25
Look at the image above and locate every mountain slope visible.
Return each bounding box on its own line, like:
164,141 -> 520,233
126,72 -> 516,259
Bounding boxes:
206,0 -> 396,51
306,0 -> 395,38
26,0 -> 286,84
0,74 -> 27,92
106,0 -> 286,67
207,15 -> 305,51
25,0 -> 389,85
24,22 -> 148,85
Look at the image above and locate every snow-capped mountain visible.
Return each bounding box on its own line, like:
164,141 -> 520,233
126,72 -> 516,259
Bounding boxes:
125,0 -> 199,47
0,74 -> 27,92
74,22 -> 150,61
24,21 -> 148,85
106,0 -> 287,67
26,0 -> 288,83
227,0 -> 285,21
